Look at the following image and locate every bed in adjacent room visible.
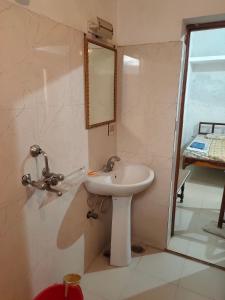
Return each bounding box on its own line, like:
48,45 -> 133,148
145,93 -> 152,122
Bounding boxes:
182,122 -> 225,170
182,122 -> 225,229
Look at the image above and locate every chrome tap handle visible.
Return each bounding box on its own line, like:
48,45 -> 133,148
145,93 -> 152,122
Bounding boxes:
30,145 -> 42,157
22,174 -> 47,190
22,174 -> 32,186
45,176 -> 58,186
44,173 -> 65,186
56,173 -> 64,181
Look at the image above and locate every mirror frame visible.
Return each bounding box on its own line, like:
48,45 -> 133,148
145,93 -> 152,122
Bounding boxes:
84,35 -> 117,129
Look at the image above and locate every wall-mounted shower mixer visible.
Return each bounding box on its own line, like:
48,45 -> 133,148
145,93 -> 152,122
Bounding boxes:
22,145 -> 64,196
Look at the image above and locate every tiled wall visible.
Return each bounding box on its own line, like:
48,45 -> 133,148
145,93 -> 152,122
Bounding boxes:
88,125 -> 116,171
8,0 -> 116,36
117,42 -> 182,248
0,1 -> 113,299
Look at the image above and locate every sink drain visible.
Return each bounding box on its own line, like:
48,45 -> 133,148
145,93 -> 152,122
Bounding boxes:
131,245 -> 145,254
103,245 -> 145,258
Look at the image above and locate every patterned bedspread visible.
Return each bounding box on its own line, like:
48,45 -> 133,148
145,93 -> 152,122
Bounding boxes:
209,138 -> 225,162
184,134 -> 225,162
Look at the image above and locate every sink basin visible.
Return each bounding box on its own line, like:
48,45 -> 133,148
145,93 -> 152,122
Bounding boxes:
85,164 -> 154,197
85,163 -> 154,267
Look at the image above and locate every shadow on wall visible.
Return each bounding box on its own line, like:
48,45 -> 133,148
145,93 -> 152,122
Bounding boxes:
57,187 -> 89,249
0,1 -> 111,299
57,186 -> 112,269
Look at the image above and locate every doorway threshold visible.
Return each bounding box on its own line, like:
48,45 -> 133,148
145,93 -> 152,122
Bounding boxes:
165,248 -> 225,272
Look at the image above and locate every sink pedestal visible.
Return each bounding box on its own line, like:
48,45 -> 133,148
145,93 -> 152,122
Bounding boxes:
110,196 -> 132,266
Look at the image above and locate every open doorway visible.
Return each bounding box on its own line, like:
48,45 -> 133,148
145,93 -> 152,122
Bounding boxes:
168,22 -> 225,269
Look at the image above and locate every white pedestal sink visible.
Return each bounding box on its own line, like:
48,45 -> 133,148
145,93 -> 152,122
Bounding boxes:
85,163 -> 154,266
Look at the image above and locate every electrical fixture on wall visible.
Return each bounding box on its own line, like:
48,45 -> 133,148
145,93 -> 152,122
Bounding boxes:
88,17 -> 113,41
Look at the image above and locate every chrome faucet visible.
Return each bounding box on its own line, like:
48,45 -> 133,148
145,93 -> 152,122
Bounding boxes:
22,145 -> 64,196
103,156 -> 120,172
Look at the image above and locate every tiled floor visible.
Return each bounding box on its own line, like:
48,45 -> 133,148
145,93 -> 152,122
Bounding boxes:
81,249 -> 225,300
168,167 -> 225,267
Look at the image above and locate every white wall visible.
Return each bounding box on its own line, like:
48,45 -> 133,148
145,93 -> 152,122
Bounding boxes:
8,0 -> 116,35
117,42 -> 182,248
190,28 -> 225,57
182,70 -> 225,146
116,0 -> 225,45
182,29 -> 225,147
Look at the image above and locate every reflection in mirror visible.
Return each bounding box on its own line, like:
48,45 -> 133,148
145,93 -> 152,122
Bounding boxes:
84,36 -> 117,128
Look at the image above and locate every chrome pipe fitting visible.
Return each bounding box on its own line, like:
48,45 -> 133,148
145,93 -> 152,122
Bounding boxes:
103,155 -> 120,172
87,210 -> 98,219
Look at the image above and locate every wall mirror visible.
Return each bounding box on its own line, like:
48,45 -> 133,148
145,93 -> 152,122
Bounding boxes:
84,36 -> 117,129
